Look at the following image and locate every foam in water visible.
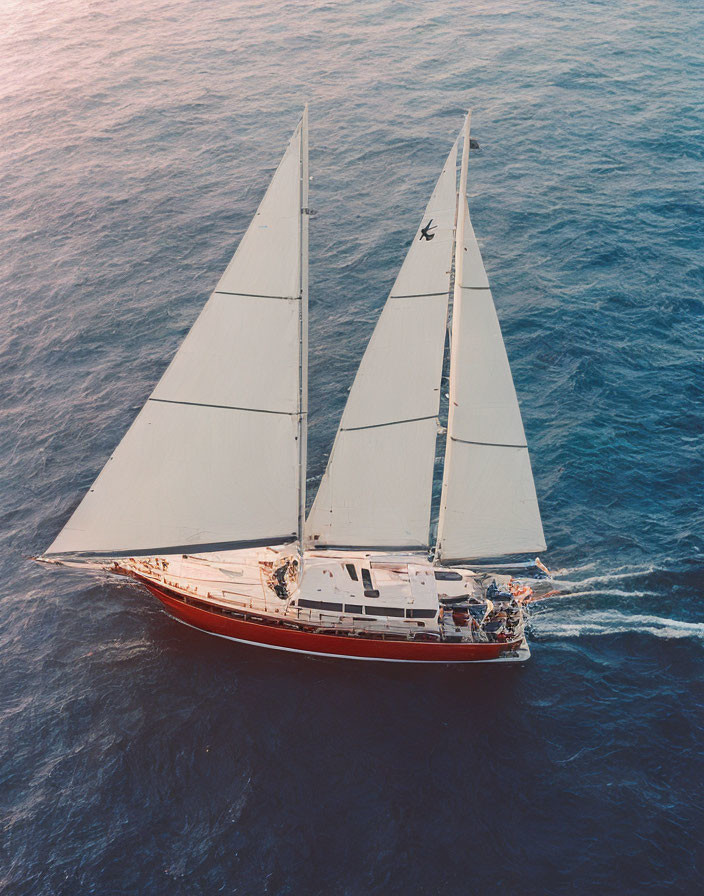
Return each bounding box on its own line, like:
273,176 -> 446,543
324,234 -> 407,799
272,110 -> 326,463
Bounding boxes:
531,609 -> 704,642
555,566 -> 659,588
543,588 -> 659,599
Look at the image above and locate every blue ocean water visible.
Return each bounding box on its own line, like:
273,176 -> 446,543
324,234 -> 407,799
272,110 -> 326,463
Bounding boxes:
1,0 -> 703,891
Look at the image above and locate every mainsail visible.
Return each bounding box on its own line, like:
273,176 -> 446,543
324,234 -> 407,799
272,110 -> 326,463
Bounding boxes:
305,140 -> 458,550
45,112 -> 309,559
436,116 -> 545,563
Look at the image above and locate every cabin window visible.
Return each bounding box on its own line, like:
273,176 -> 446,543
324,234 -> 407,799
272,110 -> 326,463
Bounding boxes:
345,563 -> 358,581
361,568 -> 379,598
434,570 -> 463,581
407,608 -> 437,619
365,605 -> 404,617
298,598 -> 343,612
345,604 -> 363,614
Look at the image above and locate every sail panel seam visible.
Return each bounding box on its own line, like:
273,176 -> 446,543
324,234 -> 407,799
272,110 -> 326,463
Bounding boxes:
450,437 -> 527,448
213,290 -> 299,300
341,415 -> 437,432
389,291 -> 448,299
148,398 -> 297,416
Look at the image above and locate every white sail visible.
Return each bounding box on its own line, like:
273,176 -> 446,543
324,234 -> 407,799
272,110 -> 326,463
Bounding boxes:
305,140 -> 458,550
436,120 -> 545,562
46,117 -> 307,558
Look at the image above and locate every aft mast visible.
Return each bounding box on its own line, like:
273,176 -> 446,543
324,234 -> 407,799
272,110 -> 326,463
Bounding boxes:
435,112 -> 470,561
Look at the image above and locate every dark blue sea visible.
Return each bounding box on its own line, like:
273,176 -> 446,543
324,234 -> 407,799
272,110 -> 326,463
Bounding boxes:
2,1 -> 703,892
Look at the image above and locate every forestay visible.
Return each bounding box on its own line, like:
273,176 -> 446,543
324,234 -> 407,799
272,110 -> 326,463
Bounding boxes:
305,140 -> 458,550
436,195 -> 545,562
46,117 -> 307,558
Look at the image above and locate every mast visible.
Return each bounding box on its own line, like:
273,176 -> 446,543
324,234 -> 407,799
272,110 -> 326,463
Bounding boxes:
298,105 -> 309,550
435,111 -> 471,561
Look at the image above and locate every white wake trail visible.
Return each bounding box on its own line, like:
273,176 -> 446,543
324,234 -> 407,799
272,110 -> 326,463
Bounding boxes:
544,588 -> 659,600
558,568 -> 658,588
531,609 -> 704,642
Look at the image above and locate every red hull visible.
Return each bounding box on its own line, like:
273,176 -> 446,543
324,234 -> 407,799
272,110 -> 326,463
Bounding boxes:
143,580 -> 524,663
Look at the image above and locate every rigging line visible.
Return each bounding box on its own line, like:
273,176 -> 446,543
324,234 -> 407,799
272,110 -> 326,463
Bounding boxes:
148,398 -> 297,416
340,415 -> 438,432
213,290 -> 299,300
460,285 -> 491,291
450,436 -> 527,448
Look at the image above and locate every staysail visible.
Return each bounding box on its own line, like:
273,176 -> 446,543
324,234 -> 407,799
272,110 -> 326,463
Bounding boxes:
305,139 -> 458,551
436,116 -> 545,563
45,113 -> 308,559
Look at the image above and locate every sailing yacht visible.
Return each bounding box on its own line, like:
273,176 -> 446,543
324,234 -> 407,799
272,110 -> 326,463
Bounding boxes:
37,110 -> 547,663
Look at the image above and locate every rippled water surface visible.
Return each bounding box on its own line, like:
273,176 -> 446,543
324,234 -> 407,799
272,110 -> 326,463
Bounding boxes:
1,1 -> 703,892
